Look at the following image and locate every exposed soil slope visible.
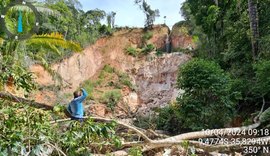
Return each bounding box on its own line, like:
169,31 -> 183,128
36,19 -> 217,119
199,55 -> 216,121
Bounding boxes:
30,25 -> 194,117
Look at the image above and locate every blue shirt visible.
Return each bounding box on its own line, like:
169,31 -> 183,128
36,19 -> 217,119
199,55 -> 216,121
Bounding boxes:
67,89 -> 88,118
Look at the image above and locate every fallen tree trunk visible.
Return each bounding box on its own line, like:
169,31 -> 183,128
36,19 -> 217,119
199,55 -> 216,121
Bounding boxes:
51,116 -> 260,142
115,136 -> 270,155
157,122 -> 260,142
0,92 -> 53,110
51,116 -> 264,154
94,135 -> 270,156
144,136 -> 270,153
1,94 -> 267,155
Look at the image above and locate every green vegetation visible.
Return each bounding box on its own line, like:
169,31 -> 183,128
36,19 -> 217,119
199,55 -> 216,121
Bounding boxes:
4,6 -> 35,35
253,60 -> 270,96
60,119 -> 121,155
125,30 -> 156,57
155,103 -> 183,134
128,146 -> 143,156
0,34 -> 81,93
118,73 -> 135,90
1,0 -> 115,65
107,11 -> 116,28
103,64 -> 115,73
100,89 -> 122,111
133,114 -> 157,130
135,0 -> 160,29
141,44 -> 155,54
156,59 -> 239,132
142,31 -> 153,41
125,44 -> 156,57
0,101 -> 121,155
0,61 -> 36,92
43,2 -> 112,48
155,0 -> 270,133
125,47 -> 138,57
81,64 -> 134,107
176,59 -> 237,130
1,0 -> 270,154
155,50 -> 163,56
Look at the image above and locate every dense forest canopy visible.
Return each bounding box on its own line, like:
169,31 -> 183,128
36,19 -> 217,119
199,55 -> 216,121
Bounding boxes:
180,0 -> 270,115
155,0 -> 270,134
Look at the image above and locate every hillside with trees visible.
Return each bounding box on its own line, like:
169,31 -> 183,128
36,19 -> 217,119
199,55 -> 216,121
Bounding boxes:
0,0 -> 270,155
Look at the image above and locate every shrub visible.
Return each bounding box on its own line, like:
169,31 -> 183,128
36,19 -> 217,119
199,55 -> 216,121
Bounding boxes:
100,90 -> 122,111
118,73 -> 134,90
253,60 -> 270,96
142,31 -> 153,41
155,103 -> 185,134
125,47 -> 138,57
103,64 -> 115,73
98,24 -> 112,36
141,44 -> 155,54
155,50 -> 163,56
133,114 -> 157,130
0,101 -> 55,155
98,70 -> 106,79
0,101 -> 122,155
175,59 -> 238,130
61,118 -> 121,155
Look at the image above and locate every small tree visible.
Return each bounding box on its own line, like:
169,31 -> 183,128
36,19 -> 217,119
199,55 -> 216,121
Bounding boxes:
107,11 -> 116,28
84,9 -> 106,27
176,59 -> 237,130
135,0 -> 160,29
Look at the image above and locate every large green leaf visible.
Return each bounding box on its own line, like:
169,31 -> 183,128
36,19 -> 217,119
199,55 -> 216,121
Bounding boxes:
27,32 -> 82,52
10,5 -> 60,17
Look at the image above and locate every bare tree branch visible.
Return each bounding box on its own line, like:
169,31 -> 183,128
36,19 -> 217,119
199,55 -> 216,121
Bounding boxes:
0,92 -> 53,110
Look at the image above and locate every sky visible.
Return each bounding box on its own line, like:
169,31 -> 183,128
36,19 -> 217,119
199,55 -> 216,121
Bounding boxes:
79,0 -> 185,28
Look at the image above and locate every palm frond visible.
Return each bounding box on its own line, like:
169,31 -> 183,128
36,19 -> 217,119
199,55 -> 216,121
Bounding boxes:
35,6 -> 61,17
4,13 -> 18,34
28,40 -> 62,55
27,32 -> 82,52
10,5 -> 60,17
42,43 -> 62,55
